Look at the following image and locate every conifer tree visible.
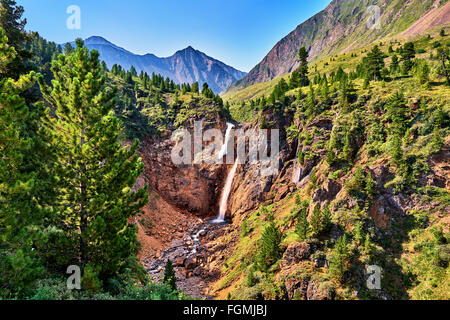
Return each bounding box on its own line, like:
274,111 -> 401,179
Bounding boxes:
367,45 -> 385,81
297,47 -> 309,87
329,235 -> 350,282
37,39 -> 148,278
0,0 -> 31,79
256,222 -> 282,271
305,83 -> 316,118
321,205 -> 332,232
295,202 -> 310,241
401,42 -> 416,74
163,259 -> 177,291
310,205 -> 323,236
0,28 -> 54,296
192,82 -> 199,94
321,75 -> 330,105
436,46 -> 449,86
390,54 -> 399,75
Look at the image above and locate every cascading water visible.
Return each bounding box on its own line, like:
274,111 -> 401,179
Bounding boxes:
292,160 -> 302,184
212,160 -> 239,223
218,123 -> 235,160
211,123 -> 238,224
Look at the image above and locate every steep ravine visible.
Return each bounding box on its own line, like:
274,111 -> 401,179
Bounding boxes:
134,109 -> 449,299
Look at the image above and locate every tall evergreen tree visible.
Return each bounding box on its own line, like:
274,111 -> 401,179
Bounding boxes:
297,47 -> 309,87
366,45 -> 385,81
163,259 -> 177,291
0,0 -> 31,79
256,222 -> 282,271
329,235 -> 350,282
0,28 -> 54,297
401,42 -> 416,74
295,202 -> 310,241
310,205 -> 323,236
37,39 -> 148,278
390,54 -> 399,75
436,46 -> 450,86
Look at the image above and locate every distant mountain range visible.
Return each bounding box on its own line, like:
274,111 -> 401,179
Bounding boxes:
228,0 -> 450,92
71,36 -> 247,94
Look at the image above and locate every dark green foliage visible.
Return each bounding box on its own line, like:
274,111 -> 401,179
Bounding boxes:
163,260 -> 177,291
305,82 -> 316,118
0,0 -> 31,79
247,265 -> 256,287
241,219 -> 249,238
295,199 -> 310,241
297,47 -> 309,87
310,205 -> 322,236
37,39 -> 148,279
436,46 -> 450,85
390,54 -> 400,75
256,222 -> 282,272
401,42 -> 416,74
366,45 -> 385,81
329,235 -> 350,282
345,166 -> 375,199
385,91 -> 408,135
0,27 -> 54,298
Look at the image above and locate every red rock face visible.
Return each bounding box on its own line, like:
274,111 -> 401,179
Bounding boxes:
140,136 -> 226,218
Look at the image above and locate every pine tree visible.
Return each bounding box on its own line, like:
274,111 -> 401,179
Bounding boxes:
310,205 -> 323,236
247,265 -> 256,287
0,0 -> 31,79
401,42 -> 416,74
37,39 -> 148,278
364,234 -> 372,255
367,45 -> 385,81
297,47 -> 309,87
365,171 -> 375,198
329,235 -> 350,282
390,54 -> 399,75
0,27 -> 54,296
163,259 -> 177,291
321,205 -> 332,232
436,46 -> 450,86
295,203 -> 310,241
305,83 -> 316,118
192,82 -> 199,94
256,222 -> 282,271
321,75 -> 330,105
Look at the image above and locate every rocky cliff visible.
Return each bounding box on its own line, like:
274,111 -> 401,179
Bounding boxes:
227,0 -> 449,92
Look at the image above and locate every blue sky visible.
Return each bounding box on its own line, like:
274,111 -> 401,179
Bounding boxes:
19,0 -> 331,72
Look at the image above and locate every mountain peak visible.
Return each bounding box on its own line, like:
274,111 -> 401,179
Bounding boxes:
76,39 -> 246,93
84,36 -> 113,45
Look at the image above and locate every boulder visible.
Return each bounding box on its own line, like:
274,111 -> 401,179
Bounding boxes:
306,281 -> 335,300
282,242 -> 311,266
285,276 -> 309,300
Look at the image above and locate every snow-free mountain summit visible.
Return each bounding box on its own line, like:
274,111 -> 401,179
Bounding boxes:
74,36 -> 247,94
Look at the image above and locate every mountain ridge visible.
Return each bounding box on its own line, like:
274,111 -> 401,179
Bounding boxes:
72,36 -> 247,94
227,0 -> 450,93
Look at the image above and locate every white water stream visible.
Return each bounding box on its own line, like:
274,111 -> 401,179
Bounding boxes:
211,123 -> 238,223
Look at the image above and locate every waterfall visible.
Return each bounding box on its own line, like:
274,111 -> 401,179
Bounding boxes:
212,160 -> 239,223
218,123 -> 235,160
292,161 -> 301,184
210,123 -> 237,224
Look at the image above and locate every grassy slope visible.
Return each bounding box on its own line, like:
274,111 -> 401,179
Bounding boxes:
223,26 -> 450,108
214,29 -> 450,300
227,0 -> 449,93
